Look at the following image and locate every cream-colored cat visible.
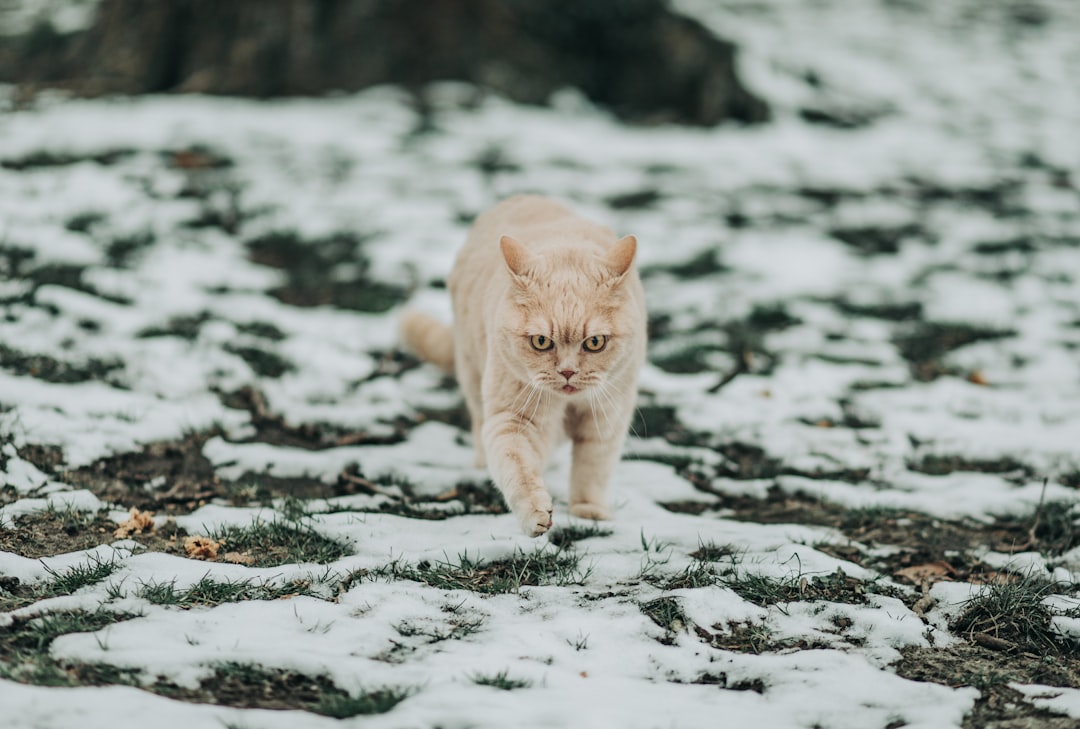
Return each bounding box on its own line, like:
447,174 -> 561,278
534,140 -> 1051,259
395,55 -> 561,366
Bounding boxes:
400,195 -> 646,536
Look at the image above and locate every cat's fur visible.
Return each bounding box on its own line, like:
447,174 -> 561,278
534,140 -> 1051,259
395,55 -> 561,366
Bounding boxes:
400,195 -> 646,536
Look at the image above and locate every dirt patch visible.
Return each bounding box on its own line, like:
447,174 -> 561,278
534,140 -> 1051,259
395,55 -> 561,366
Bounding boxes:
223,344 -> 293,378
642,248 -> 727,279
0,250 -> 131,308
696,620 -> 831,655
829,224 -> 925,256
0,508 -> 182,560
151,663 -> 411,717
104,231 -> 155,268
63,433 -> 221,513
831,298 -> 923,322
893,644 -> 1079,729
219,386 -> 410,450
246,231 -> 407,313
908,454 -> 1035,482
723,568 -> 906,608
893,322 -> 1015,381
662,483 -> 1051,586
973,238 -> 1038,256
0,148 -> 136,171
0,344 -> 123,385
136,312 -> 213,340
648,305 -> 795,378
606,189 -> 662,210
374,548 -> 588,594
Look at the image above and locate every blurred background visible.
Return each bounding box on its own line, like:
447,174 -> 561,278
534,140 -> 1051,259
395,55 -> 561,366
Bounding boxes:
0,0 -> 768,124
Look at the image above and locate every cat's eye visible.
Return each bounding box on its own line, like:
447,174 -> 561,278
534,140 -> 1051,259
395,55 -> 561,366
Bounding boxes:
583,335 -> 607,352
530,334 -> 554,351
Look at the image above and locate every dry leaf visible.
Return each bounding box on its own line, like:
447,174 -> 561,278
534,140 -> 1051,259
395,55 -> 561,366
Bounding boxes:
970,571 -> 1019,585
220,551 -> 256,566
433,487 -> 460,502
184,535 -> 222,560
114,507 -> 155,538
894,561 -> 956,585
967,370 -> 989,386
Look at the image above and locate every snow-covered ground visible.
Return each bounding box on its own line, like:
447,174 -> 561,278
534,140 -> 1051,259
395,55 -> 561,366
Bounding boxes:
2,1 -> 1080,727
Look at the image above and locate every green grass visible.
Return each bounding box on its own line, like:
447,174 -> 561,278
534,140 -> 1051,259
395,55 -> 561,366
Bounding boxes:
373,547 -> 590,594
722,572 -> 801,607
640,596 -> 687,633
203,519 -> 350,567
0,609 -> 139,685
43,556 -> 121,595
197,662 -> 414,716
470,670 -> 533,691
690,541 -> 741,564
547,522 -> 614,548
394,615 -> 485,642
660,562 -> 721,590
722,569 -> 897,607
1,555 -> 120,611
136,576 -> 320,608
317,687 -> 414,717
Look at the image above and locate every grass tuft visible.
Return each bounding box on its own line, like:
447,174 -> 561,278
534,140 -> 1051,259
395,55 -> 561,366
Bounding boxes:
373,547 -> 590,594
690,541 -> 741,563
204,519 -> 349,567
0,609 -> 139,685
722,569 -> 900,607
547,522 -> 614,548
43,556 -> 121,595
2,555 -> 121,611
470,670 -> 533,691
640,596 -> 687,633
951,577 -> 1071,655
136,575 -> 320,608
317,687 -> 414,717
661,562 -> 721,590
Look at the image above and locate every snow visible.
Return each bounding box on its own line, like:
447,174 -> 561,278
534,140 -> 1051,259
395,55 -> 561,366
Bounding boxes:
3,0 -> 1080,726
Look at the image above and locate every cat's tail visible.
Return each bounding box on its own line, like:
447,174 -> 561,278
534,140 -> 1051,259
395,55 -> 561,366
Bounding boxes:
399,310 -> 455,374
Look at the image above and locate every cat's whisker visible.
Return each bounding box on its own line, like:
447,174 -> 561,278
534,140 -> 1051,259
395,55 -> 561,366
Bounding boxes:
507,378 -> 534,423
596,382 -> 630,438
528,381 -> 546,427
592,380 -> 616,436
517,381 -> 543,433
598,378 -> 636,439
587,389 -> 602,438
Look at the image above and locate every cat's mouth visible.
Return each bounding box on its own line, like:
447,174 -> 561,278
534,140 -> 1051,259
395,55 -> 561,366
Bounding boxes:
561,385 -> 578,394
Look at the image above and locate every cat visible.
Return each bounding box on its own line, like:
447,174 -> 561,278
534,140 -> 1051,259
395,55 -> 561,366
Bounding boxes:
400,195 -> 646,536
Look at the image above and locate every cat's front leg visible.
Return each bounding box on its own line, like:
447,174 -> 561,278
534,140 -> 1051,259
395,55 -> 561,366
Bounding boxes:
566,398 -> 634,521
482,413 -> 554,537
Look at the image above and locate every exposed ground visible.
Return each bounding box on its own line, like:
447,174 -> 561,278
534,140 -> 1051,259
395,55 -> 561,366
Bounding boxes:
2,1 -> 1080,728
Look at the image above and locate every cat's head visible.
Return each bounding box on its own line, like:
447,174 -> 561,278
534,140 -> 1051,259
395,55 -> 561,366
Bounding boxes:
495,234 -> 642,398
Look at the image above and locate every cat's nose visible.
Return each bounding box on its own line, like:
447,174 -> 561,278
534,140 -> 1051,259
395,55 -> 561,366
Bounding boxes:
559,369 -> 576,381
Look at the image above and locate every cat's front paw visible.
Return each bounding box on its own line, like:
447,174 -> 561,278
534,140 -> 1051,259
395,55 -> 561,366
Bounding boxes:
569,502 -> 612,521
515,492 -> 553,537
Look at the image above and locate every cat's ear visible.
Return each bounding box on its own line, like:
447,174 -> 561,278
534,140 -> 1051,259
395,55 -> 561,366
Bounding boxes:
605,235 -> 638,279
500,235 -> 533,279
